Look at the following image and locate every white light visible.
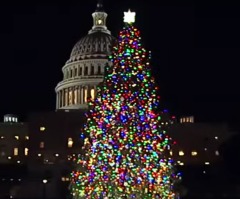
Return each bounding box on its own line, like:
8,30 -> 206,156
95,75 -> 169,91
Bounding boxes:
205,162 -> 210,165
124,9 -> 136,24
43,179 -> 48,184
179,151 -> 184,156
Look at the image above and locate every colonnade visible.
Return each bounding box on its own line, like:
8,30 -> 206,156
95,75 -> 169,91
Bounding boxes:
56,85 -> 96,109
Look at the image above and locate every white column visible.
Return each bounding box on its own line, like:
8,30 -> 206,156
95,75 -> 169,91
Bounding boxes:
62,89 -> 65,107
56,92 -> 58,109
77,86 -> 80,104
94,85 -> 97,99
66,88 -> 69,106
81,86 -> 84,104
57,92 -> 59,109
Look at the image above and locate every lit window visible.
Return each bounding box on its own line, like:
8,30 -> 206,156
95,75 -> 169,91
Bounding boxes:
205,162 -> 210,165
40,127 -> 46,131
14,148 -> 18,156
15,136 -> 19,140
191,151 -> 198,156
179,151 -> 184,156
0,136 -> 4,139
61,177 -> 65,182
68,138 -> 73,148
91,88 -> 95,98
40,142 -> 44,148
215,136 -> 218,140
190,116 -> 194,123
68,90 -> 72,105
74,89 -> 77,104
215,150 -> 220,156
24,148 -> 29,156
25,136 -> 29,140
84,88 -> 88,103
179,162 -> 184,166
169,150 -> 173,156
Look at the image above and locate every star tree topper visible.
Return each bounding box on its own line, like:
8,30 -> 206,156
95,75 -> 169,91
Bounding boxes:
124,9 -> 136,24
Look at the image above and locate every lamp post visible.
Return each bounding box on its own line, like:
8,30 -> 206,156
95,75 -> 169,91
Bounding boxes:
42,179 -> 48,199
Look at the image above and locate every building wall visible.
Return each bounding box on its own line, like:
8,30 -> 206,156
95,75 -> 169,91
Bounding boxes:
27,111 -> 86,167
168,122 -> 234,166
0,122 -> 29,164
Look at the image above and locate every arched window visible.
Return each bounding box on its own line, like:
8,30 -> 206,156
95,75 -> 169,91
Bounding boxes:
74,68 -> 77,77
91,66 -> 94,75
98,65 -> 101,74
79,67 -> 82,76
84,67 -> 88,75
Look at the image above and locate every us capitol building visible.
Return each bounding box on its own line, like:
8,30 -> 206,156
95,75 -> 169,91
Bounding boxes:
55,1 -> 115,110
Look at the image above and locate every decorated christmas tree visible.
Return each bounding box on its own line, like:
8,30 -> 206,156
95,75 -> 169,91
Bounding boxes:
70,10 -> 180,199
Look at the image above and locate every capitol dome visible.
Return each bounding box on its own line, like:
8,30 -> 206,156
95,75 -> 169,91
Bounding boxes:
55,1 -> 115,110
68,31 -> 114,63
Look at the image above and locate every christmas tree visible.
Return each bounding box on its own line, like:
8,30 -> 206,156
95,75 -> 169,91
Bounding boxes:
70,10 -> 180,199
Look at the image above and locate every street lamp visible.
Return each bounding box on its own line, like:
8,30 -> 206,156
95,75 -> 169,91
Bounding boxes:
42,179 -> 48,199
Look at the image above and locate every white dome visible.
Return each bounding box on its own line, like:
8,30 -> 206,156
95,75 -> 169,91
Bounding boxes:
68,31 -> 115,63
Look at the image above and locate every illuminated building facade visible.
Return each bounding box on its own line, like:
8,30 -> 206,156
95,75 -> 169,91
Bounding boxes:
0,114 -> 29,165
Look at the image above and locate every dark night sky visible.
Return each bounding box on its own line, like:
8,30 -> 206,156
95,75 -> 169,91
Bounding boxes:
0,1 -> 240,123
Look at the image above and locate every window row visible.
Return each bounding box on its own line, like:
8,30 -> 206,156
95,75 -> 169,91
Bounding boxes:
176,160 -> 210,166
0,135 -> 29,140
57,87 -> 95,108
64,65 -> 103,79
176,150 -> 220,156
39,138 -> 73,149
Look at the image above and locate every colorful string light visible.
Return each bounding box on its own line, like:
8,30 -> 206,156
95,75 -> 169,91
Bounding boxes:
70,18 -> 180,199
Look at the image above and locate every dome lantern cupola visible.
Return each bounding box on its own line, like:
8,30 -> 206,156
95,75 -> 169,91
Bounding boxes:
89,0 -> 110,35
